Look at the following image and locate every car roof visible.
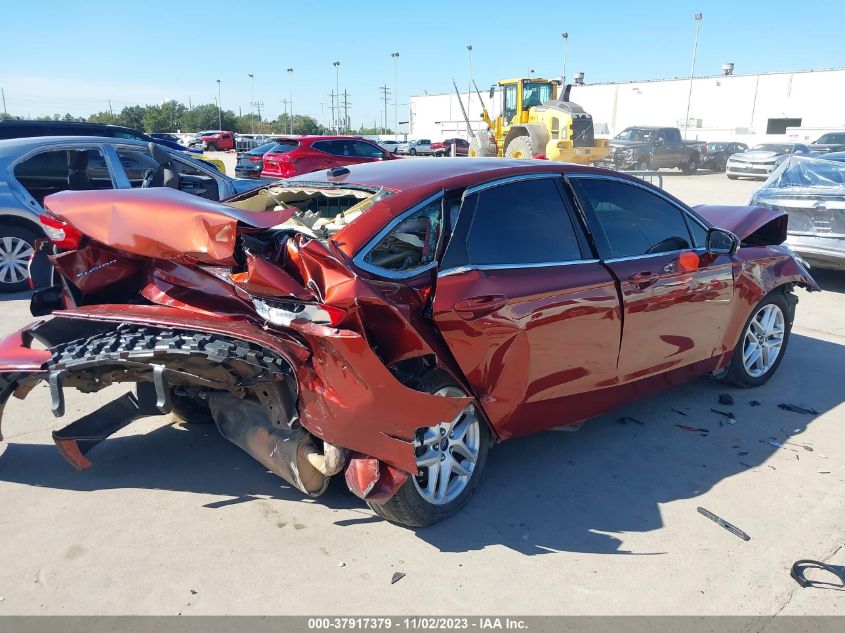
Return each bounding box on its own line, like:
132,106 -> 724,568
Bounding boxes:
290,156 -> 608,196
0,135 -> 152,153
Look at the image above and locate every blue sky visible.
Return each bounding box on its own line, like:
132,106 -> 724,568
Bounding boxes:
0,0 -> 841,127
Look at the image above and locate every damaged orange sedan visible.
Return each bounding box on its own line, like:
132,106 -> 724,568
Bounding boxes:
0,159 -> 818,526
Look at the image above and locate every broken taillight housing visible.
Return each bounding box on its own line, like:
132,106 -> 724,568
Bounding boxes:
252,298 -> 347,328
39,215 -> 82,249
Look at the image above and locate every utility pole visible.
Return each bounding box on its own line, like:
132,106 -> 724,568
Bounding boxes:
216,79 -> 222,130
320,102 -> 326,130
108,99 -> 113,116
281,99 -> 290,133
1,88 -> 7,117
342,90 -> 350,133
188,96 -> 192,109
329,93 -> 336,134
248,73 -> 255,133
391,52 -> 400,138
466,44 -> 473,139
561,32 -> 569,86
379,85 -> 391,133
684,12 -> 703,139
253,101 -> 264,124
333,61 -> 341,133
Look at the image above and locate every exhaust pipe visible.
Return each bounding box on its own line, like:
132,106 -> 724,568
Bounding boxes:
209,393 -> 346,496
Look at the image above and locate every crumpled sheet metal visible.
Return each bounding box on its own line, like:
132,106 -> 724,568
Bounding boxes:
44,188 -> 293,264
231,253 -> 317,300
694,205 -> 788,245
43,305 -> 470,473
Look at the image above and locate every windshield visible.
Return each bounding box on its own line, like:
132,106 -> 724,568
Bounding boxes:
522,82 -> 552,109
816,133 -> 845,144
707,143 -> 726,151
614,128 -> 656,142
751,144 -> 790,153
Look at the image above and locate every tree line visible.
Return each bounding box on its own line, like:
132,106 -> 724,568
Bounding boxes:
1,99 -> 393,136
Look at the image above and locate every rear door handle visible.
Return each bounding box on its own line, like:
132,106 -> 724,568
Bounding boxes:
454,294 -> 508,320
628,271 -> 659,289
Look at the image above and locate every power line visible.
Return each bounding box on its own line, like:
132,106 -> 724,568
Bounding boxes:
379,85 -> 391,133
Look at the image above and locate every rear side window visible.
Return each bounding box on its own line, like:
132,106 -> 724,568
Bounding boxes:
570,178 -> 694,258
349,141 -> 384,158
14,148 -> 114,204
361,198 -> 442,274
312,140 -> 346,156
269,140 -> 299,154
463,178 -> 583,265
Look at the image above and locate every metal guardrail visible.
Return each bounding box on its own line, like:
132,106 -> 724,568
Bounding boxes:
621,170 -> 664,189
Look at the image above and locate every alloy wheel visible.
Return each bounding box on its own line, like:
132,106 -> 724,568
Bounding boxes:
412,387 -> 481,505
742,304 -> 785,378
0,236 -> 34,285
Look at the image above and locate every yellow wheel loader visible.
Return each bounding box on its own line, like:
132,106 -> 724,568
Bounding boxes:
457,78 -> 609,164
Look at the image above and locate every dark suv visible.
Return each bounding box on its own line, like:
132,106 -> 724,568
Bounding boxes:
0,120 -> 195,153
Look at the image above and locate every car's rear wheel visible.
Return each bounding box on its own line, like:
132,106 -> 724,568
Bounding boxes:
409,148 -> 417,155
724,291 -> 793,388
727,174 -> 739,180
206,142 -> 218,151
368,374 -> 491,527
0,225 -> 37,293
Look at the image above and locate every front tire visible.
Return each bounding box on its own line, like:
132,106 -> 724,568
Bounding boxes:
0,225 -> 38,293
504,135 -> 535,159
409,148 -> 417,156
727,174 -> 739,180
724,291 -> 794,388
368,374 -> 491,527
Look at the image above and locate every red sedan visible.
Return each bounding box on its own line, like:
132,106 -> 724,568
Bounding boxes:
0,159 -> 817,527
261,135 -> 399,178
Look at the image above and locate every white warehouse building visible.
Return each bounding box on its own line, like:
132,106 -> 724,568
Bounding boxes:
409,67 -> 845,144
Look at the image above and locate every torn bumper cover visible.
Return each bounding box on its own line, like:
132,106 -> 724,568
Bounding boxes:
0,306 -> 471,500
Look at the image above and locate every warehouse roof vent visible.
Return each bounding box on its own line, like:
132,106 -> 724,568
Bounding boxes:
573,72 -> 585,85
722,62 -> 735,76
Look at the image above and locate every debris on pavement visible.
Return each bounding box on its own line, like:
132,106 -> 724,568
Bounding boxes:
718,394 -> 734,405
749,400 -> 761,407
782,441 -> 814,452
791,559 -> 845,589
617,416 -> 645,425
761,439 -> 797,452
338,562 -> 346,568
697,507 -> 751,541
675,424 -> 710,435
778,403 -> 820,415
738,451 -> 749,456
710,408 -> 737,424
391,572 -> 406,585
672,408 -> 688,416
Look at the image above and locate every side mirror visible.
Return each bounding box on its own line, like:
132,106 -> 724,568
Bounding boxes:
706,228 -> 739,256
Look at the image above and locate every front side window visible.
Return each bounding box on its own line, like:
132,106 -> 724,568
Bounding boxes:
570,178 -> 695,258
463,178 -> 583,266
350,141 -> 385,158
117,148 -> 159,187
362,198 -> 442,273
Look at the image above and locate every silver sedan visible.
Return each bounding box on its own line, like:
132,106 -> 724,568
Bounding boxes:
0,136 -> 261,292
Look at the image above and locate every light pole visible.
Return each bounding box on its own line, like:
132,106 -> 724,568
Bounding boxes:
216,79 -> 222,130
333,61 -> 341,133
248,73 -> 255,133
391,52 -> 400,138
561,32 -> 569,86
287,68 -> 294,134
684,13 -> 703,140
466,44 -> 473,139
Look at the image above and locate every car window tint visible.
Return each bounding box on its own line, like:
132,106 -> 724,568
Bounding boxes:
363,198 -> 442,273
14,148 -> 113,205
465,178 -> 583,265
269,140 -> 299,154
350,141 -> 384,158
117,148 -> 159,188
312,140 -> 345,156
571,178 -> 693,258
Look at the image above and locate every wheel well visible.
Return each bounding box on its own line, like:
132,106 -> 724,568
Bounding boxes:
0,215 -> 44,237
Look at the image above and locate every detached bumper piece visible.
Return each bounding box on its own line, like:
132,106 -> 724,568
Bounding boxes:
52,383 -> 165,470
